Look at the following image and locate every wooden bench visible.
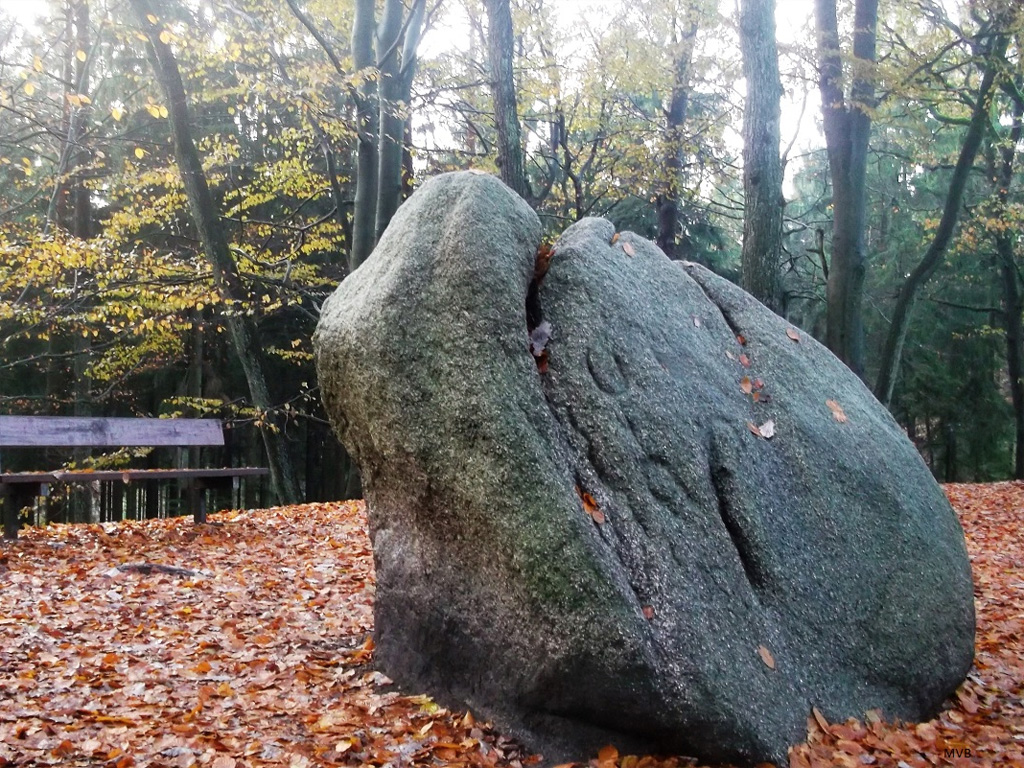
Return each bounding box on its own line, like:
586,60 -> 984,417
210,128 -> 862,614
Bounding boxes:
0,416 -> 269,540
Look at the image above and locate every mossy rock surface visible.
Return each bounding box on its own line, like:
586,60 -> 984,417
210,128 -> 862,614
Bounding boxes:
313,171 -> 975,766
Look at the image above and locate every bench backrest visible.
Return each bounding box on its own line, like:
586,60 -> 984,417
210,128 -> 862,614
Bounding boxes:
0,417 -> 225,448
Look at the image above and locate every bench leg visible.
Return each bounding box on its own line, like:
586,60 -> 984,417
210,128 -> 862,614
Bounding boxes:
187,481 -> 207,525
3,484 -> 40,541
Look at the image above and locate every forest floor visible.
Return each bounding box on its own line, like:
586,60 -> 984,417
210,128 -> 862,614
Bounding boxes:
0,484 -> 1022,768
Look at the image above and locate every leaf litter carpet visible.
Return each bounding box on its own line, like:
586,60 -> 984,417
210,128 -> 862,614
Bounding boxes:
1,484 -> 1022,768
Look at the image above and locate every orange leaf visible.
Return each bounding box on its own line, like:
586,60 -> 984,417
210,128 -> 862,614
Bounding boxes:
577,487 -> 605,525
597,744 -> 619,763
826,399 -> 848,423
758,645 -> 775,669
812,706 -> 831,734
193,660 -> 212,673
610,233 -> 620,244
740,376 -> 753,394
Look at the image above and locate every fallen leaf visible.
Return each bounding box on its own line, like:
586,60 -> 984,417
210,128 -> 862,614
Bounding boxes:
621,242 -> 635,257
529,321 -> 552,357
826,399 -> 848,423
693,316 -> 702,327
812,706 -> 831,734
758,645 -> 776,669
758,420 -> 775,439
642,606 -> 655,620
534,242 -> 554,282
739,353 -> 751,367
737,334 -> 747,345
597,744 -> 619,763
786,327 -> 801,342
577,487 -> 605,525
610,233 -> 620,245
740,376 -> 753,394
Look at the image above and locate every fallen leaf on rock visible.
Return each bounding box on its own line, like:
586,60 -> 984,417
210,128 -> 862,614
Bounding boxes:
758,420 -> 775,439
826,399 -> 848,423
737,334 -> 747,345
610,233 -> 620,245
642,606 -> 655,620
786,327 -> 801,342
693,316 -> 702,327
577,487 -> 605,525
530,321 -> 552,357
740,376 -> 753,394
621,241 -> 636,257
739,353 -> 751,367
758,645 -> 776,669
534,242 -> 554,282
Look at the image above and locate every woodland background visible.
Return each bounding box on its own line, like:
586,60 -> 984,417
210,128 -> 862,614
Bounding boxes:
1,0 -> 1022,510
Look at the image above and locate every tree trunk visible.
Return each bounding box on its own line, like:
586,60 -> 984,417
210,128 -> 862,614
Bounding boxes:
350,0 -> 379,272
484,0 -> 528,199
873,37 -> 1007,406
815,0 -> 878,377
994,88 -> 1023,477
739,0 -> 784,312
656,15 -> 699,259
374,0 -> 425,242
128,0 -> 301,504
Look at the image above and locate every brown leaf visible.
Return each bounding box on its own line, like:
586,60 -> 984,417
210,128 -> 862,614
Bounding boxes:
597,744 -> 619,763
577,487 -> 605,525
826,399 -> 848,423
747,421 -> 761,437
534,242 -> 554,282
610,233 -> 620,245
786,327 -> 801,342
739,353 -> 751,367
740,376 -> 753,394
642,605 -> 655,620
758,645 -> 776,669
737,334 -> 747,345
812,706 -> 831,734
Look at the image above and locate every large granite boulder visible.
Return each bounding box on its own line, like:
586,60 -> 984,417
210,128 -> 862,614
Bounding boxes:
313,172 -> 975,766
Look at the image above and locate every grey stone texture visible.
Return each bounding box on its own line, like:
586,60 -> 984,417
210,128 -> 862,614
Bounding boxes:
313,171 -> 975,766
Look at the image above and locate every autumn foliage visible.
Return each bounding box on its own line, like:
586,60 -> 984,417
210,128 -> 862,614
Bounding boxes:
1,483 -> 1023,767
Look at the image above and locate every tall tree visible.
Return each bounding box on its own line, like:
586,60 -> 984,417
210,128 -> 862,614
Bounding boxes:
815,0 -> 878,376
127,0 -> 301,504
375,0 -> 426,242
993,88 -> 1024,477
739,0 -> 784,312
656,7 -> 700,258
484,0 -> 528,199
873,30 -> 1009,406
350,0 -> 379,271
